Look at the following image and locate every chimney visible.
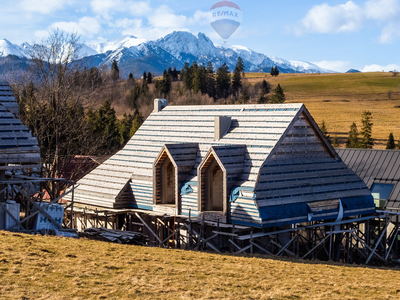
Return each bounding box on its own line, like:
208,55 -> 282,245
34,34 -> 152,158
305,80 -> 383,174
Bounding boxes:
214,116 -> 231,141
154,99 -> 168,113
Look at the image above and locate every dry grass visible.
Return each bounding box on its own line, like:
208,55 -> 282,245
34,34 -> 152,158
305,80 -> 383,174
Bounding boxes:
1,231 -> 400,299
245,72 -> 400,148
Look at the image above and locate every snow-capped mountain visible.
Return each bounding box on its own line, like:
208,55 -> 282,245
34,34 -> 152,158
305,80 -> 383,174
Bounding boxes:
87,35 -> 146,54
0,39 -> 28,58
0,31 -> 334,78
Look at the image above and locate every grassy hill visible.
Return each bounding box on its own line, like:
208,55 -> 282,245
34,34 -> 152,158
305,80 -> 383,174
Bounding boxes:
246,72 -> 400,148
1,231 -> 400,299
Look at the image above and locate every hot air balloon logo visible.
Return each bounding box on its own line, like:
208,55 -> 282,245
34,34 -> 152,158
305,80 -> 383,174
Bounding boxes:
209,1 -> 242,42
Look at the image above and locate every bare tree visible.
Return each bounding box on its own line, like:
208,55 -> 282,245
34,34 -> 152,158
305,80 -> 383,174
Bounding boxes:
393,69 -> 399,77
12,30 -> 105,196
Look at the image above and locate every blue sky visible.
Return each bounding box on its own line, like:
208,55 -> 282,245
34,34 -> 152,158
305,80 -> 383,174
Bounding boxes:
0,0 -> 399,72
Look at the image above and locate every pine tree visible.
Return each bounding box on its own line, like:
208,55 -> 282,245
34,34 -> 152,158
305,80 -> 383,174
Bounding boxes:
257,92 -> 268,104
142,71 -> 147,82
216,63 -> 231,99
360,111 -> 373,149
261,79 -> 270,94
156,69 -> 172,97
386,132 -> 395,149
111,60 -> 119,81
274,66 -> 279,76
130,85 -> 140,110
130,112 -> 143,136
118,113 -> 134,145
346,122 -> 360,148
128,72 -> 134,80
236,56 -> 245,78
320,120 -> 331,143
172,67 -> 178,81
90,99 -> 120,150
269,84 -> 285,103
147,72 -> 152,84
238,85 -> 250,104
332,136 -> 339,147
270,67 -> 274,76
181,63 -> 192,90
232,66 -> 242,96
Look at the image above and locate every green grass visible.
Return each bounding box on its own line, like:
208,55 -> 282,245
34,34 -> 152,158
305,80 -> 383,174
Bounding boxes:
2,231 -> 400,299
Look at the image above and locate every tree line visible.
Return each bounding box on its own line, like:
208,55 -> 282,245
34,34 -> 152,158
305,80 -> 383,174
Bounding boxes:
320,111 -> 374,149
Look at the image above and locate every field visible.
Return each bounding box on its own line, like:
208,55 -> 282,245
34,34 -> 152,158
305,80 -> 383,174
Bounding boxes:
1,231 -> 400,299
245,72 -> 400,148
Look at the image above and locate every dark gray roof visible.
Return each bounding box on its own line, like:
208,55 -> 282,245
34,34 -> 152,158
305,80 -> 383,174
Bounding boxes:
336,148 -> 400,211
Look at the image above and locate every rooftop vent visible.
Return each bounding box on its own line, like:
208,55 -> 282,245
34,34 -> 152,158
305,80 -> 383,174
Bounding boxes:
214,116 -> 231,141
154,99 -> 168,113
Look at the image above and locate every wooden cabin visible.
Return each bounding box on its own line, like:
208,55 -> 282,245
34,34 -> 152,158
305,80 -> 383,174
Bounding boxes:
66,100 -> 375,228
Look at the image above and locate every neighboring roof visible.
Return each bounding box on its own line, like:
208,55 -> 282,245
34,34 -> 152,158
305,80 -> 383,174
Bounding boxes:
69,103 -> 303,207
0,83 -> 41,170
337,148 -> 400,212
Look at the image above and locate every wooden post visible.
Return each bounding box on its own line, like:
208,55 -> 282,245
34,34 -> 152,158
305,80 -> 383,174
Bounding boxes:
70,186 -> 74,229
250,231 -> 253,255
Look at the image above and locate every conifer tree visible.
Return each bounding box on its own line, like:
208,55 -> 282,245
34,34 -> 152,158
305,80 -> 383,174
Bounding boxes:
147,72 -> 152,84
332,136 -> 339,147
111,59 -> 119,81
216,63 -> 231,99
142,71 -> 147,82
130,111 -> 143,137
320,120 -> 331,143
269,84 -> 285,103
346,122 -> 360,148
181,63 -> 192,90
172,67 -> 178,81
257,92 -> 268,104
386,132 -> 395,149
238,85 -> 250,104
274,66 -> 279,76
360,111 -> 373,149
261,79 -> 270,94
232,66 -> 242,96
118,113 -> 134,145
236,56 -> 245,78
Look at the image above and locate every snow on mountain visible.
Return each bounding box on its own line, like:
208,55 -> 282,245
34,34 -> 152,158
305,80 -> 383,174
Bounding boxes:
0,31 -> 336,75
0,39 -> 28,58
148,32 -> 217,61
76,44 -> 98,59
88,35 -> 146,54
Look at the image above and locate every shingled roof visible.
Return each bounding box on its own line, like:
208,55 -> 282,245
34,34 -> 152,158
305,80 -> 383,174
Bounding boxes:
67,103 -> 374,227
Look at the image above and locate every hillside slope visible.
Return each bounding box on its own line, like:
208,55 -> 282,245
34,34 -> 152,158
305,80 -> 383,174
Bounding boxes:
1,231 -> 400,299
246,72 -> 400,148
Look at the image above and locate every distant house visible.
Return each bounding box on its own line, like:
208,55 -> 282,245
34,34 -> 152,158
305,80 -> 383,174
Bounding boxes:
66,100 -> 375,228
337,148 -> 400,212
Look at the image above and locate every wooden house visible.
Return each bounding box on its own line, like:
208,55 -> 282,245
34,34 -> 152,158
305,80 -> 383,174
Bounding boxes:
66,100 -> 375,228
